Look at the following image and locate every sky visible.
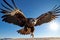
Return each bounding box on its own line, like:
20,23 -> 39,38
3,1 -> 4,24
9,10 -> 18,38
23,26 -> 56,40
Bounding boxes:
0,0 -> 60,38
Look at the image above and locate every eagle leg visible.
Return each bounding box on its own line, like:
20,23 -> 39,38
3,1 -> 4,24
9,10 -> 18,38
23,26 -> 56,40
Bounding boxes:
31,33 -> 34,38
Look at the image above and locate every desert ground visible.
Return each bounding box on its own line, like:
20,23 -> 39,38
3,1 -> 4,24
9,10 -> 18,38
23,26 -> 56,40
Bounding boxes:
14,38 -> 60,40
1,38 -> 60,40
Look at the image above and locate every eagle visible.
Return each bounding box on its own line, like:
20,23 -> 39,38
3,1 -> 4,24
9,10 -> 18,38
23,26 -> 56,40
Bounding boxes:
0,0 -> 60,37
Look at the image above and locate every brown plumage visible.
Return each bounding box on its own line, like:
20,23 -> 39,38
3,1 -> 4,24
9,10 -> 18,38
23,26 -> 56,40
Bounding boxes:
0,0 -> 60,37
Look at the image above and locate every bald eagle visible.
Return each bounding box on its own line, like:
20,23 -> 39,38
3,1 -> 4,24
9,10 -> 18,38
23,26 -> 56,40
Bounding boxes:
0,0 -> 60,37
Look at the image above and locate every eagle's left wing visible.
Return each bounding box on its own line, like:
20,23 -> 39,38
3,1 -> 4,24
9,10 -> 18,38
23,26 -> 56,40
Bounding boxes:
35,5 -> 60,26
0,0 -> 27,27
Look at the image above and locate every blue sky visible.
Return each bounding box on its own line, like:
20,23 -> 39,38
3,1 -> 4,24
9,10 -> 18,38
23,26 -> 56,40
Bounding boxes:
0,0 -> 60,38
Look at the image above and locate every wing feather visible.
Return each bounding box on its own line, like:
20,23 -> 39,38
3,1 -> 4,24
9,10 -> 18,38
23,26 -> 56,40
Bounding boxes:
35,5 -> 60,26
2,15 -> 25,27
1,3 -> 12,11
3,0 -> 14,9
1,0 -> 27,27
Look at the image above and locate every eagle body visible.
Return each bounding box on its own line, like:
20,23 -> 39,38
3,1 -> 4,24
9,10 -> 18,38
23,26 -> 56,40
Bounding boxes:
0,0 -> 60,37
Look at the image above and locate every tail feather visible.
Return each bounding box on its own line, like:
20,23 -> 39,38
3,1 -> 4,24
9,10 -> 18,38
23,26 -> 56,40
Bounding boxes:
17,28 -> 31,35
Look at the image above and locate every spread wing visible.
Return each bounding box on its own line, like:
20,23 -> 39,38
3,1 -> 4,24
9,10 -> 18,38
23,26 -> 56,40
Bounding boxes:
35,5 -> 60,26
0,0 -> 27,27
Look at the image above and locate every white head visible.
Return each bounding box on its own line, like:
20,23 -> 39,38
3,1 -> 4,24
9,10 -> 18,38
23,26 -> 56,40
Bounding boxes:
30,19 -> 38,25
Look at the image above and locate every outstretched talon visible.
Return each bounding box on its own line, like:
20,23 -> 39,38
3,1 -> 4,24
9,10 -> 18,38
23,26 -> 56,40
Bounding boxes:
31,33 -> 34,38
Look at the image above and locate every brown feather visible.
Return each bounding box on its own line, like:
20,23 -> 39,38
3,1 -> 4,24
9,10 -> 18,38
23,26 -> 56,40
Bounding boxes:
17,27 -> 34,35
35,12 -> 59,26
17,28 -> 31,35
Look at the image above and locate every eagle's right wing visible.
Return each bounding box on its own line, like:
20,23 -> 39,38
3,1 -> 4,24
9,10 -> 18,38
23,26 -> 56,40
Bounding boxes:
35,5 -> 60,26
0,0 -> 27,27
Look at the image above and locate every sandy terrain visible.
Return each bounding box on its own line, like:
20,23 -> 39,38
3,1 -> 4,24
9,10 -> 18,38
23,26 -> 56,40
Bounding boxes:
14,38 -> 60,40
1,38 -> 60,40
